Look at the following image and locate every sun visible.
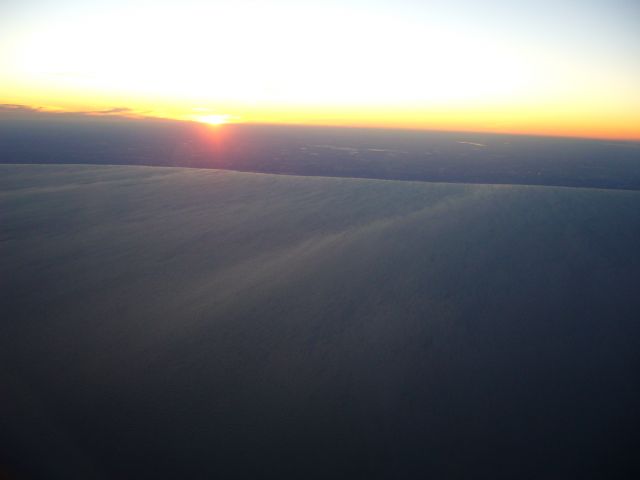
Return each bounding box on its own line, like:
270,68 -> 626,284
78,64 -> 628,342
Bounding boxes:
197,114 -> 230,126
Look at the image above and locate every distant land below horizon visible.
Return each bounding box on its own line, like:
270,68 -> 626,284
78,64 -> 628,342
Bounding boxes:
2,106 -> 640,191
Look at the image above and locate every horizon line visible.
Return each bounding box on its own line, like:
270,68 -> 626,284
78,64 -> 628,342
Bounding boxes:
2,103 -> 639,144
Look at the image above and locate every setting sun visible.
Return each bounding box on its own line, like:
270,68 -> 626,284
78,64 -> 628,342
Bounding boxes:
0,0 -> 638,139
197,114 -> 230,126
2,1 -> 640,478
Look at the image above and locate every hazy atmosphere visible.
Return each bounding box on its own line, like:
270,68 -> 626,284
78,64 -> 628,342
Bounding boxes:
2,0 -> 639,478
2,0 -> 639,138
2,106 -> 640,191
2,165 -> 640,478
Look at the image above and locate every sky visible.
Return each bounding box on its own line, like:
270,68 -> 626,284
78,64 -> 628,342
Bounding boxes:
1,0 -> 639,139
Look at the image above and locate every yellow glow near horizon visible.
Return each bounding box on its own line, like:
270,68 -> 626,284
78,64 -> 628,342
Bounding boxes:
196,114 -> 230,126
1,0 -> 639,140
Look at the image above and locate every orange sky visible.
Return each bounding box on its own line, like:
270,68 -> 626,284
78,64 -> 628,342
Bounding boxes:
1,0 -> 639,140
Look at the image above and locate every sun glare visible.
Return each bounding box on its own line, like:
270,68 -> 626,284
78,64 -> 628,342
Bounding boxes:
1,1 -> 638,140
197,114 -> 229,126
